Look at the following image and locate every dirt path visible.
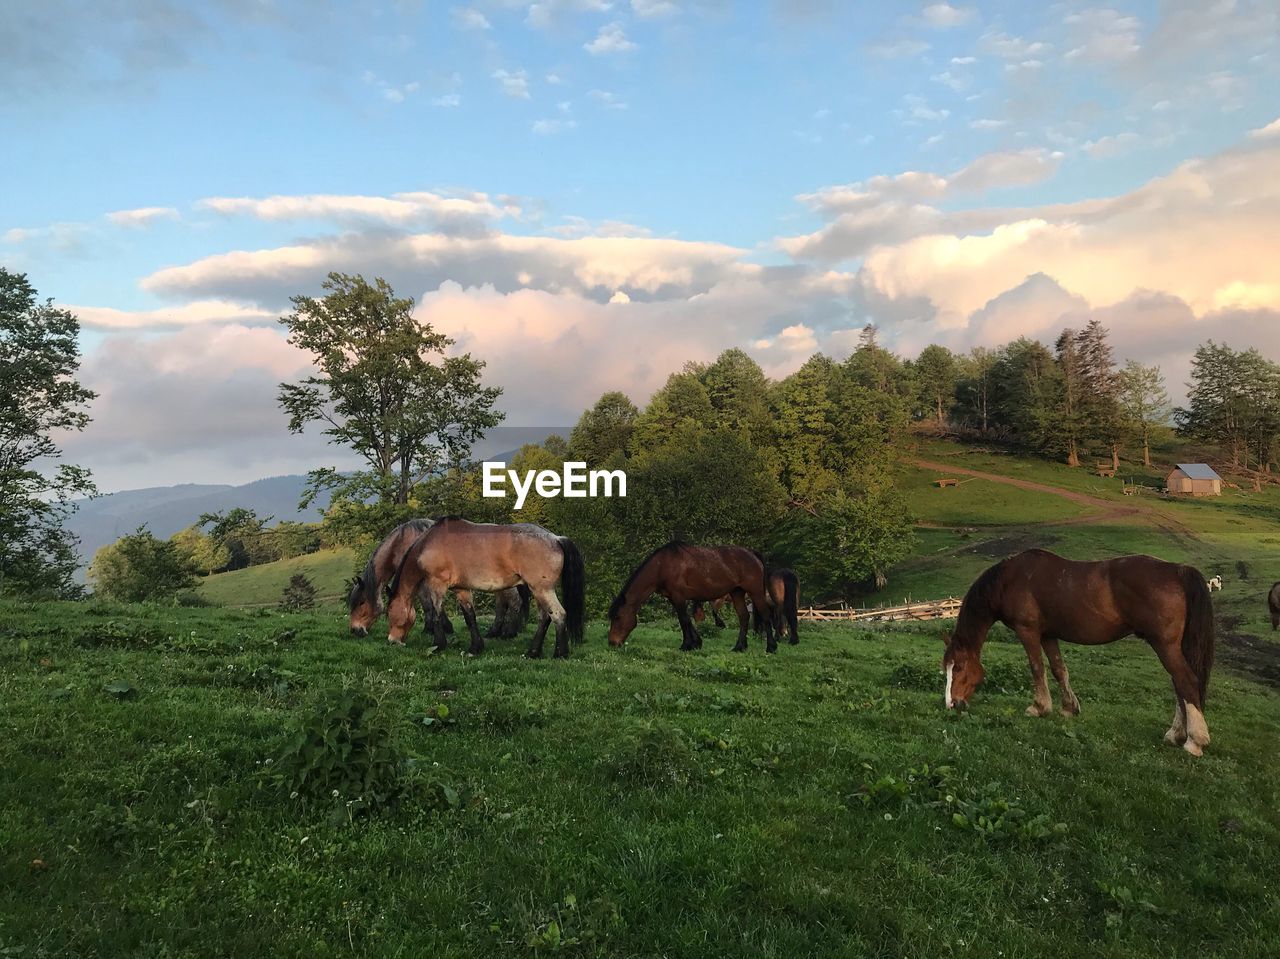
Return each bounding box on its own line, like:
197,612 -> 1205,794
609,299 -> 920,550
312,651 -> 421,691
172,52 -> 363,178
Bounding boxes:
911,458 -> 1197,538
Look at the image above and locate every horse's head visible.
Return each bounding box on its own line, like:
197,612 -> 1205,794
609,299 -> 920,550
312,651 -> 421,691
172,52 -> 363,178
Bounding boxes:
348,576 -> 377,637
941,631 -> 983,710
606,603 -> 636,647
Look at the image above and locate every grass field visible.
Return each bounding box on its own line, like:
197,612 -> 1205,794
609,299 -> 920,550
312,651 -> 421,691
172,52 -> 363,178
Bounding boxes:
8,439 -> 1278,956
2,597 -> 1278,958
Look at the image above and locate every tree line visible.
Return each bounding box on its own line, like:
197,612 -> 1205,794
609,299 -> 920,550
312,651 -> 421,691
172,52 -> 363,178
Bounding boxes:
5,266 -> 1278,607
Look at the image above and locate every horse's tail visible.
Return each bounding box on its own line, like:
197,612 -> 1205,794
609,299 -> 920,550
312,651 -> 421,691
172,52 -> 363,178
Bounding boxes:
558,538 -> 586,645
516,582 -> 532,627
751,550 -> 768,635
779,568 -> 799,644
1180,566 -> 1215,706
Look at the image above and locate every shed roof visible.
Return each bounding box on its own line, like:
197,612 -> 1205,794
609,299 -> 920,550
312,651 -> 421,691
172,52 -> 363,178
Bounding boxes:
1174,463 -> 1222,481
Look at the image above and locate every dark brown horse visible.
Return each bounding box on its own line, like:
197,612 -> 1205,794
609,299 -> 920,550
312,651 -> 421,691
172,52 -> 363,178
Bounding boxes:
347,519 -> 527,638
387,518 -> 585,658
942,549 -> 1215,756
608,543 -> 776,653
1269,582 -> 1280,630
692,568 -> 800,644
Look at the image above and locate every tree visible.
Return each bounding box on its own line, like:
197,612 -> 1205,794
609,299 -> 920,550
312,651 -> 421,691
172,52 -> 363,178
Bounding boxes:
1077,319 -> 1123,468
629,370 -> 716,450
569,391 -> 639,464
0,269 -> 96,598
1177,342 -> 1280,470
956,347 -> 996,433
913,344 -> 958,427
1118,362 -> 1170,467
88,527 -> 199,603
1051,329 -> 1088,467
698,349 -> 775,448
279,273 -> 503,509
279,573 -> 318,611
199,508 -> 277,571
170,525 -> 230,577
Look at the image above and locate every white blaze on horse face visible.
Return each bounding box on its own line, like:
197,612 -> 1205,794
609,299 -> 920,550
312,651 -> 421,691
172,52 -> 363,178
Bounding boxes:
945,663 -> 955,709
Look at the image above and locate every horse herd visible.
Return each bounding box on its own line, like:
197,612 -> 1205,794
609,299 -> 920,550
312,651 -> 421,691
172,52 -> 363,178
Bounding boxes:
347,516 -> 1252,759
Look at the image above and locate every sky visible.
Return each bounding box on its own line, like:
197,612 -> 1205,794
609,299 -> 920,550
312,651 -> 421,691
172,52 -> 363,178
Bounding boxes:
3,0 -> 1279,492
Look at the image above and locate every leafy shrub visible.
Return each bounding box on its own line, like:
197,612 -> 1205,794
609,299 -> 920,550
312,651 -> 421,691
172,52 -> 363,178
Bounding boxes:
263,687 -> 462,820
884,662 -> 940,692
472,688 -> 545,731
605,720 -> 699,788
853,763 -> 1066,844
76,621 -> 167,650
279,573 -> 317,612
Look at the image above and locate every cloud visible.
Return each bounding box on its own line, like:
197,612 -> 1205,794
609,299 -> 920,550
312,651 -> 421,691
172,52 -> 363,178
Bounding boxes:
532,117 -> 578,134
1249,117 -> 1280,139
527,0 -> 613,29
632,0 -> 677,16
1082,132 -> 1141,158
432,93 -> 461,107
588,89 -> 628,109
451,7 -> 491,30
969,118 -> 1007,131
869,39 -> 930,59
918,3 -> 976,28
491,68 -> 531,99
70,300 -> 277,330
782,148 -> 1065,259
106,206 -> 179,227
62,323 -> 333,490
197,190 -> 520,234
843,134 -> 1280,330
139,230 -> 756,307
1063,8 -> 1142,63
979,30 -> 1049,60
584,22 -> 636,55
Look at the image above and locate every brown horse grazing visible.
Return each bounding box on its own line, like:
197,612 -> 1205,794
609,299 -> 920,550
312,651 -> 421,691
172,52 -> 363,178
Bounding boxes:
692,568 -> 800,644
608,543 -> 776,653
387,518 -> 585,658
1269,582 -> 1280,630
942,549 -> 1216,756
347,519 -> 528,639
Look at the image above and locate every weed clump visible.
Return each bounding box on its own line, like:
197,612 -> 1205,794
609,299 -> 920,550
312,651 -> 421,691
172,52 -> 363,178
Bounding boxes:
606,720 -> 700,788
263,687 -> 470,821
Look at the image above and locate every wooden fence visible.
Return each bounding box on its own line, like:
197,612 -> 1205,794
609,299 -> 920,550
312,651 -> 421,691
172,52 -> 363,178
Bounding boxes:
798,597 -> 962,623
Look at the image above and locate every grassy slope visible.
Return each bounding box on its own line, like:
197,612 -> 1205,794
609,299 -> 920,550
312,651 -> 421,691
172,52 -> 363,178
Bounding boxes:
1,600 -> 1278,958
197,548 -> 356,609
892,439 -> 1280,637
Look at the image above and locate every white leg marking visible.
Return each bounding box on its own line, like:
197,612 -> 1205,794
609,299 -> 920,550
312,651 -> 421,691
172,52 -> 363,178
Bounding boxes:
1185,703 -> 1210,751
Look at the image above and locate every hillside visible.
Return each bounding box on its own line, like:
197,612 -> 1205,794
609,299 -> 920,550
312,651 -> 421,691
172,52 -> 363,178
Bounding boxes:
66,474 -> 323,574
197,548 -> 356,609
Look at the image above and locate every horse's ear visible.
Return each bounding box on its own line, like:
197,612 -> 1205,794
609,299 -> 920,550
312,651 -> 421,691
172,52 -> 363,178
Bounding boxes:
940,630 -> 953,648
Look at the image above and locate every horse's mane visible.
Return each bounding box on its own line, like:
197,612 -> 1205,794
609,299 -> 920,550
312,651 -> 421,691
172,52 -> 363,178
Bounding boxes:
352,518 -> 436,611
608,541 -> 689,621
430,514 -> 468,524
955,558 -> 1006,641
386,532 -> 428,605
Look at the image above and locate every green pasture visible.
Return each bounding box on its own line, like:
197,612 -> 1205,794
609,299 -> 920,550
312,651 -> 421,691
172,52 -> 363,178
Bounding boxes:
2,598 -> 1278,958
197,548 -> 357,610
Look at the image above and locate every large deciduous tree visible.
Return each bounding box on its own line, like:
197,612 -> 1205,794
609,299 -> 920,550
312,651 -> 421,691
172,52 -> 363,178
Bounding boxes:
1118,361 -> 1170,468
0,269 -> 96,598
279,273 -> 503,523
88,527 -> 199,603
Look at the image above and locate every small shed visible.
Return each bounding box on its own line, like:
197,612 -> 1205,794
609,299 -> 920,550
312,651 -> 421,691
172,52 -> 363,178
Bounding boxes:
1166,464 -> 1222,497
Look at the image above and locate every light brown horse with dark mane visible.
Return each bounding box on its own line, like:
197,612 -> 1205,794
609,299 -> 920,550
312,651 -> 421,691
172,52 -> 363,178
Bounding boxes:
608,543 -> 777,653
347,519 -> 528,639
387,517 -> 585,658
942,549 -> 1215,756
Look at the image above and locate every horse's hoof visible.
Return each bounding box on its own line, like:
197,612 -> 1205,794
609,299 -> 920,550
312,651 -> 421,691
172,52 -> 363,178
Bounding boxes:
387,638 -> 406,646
1164,727 -> 1186,746
526,650 -> 543,660
1182,738 -> 1204,757
1060,699 -> 1081,716
1025,704 -> 1050,718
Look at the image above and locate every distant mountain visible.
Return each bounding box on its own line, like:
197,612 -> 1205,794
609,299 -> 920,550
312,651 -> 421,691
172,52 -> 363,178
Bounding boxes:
65,475 -> 323,576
